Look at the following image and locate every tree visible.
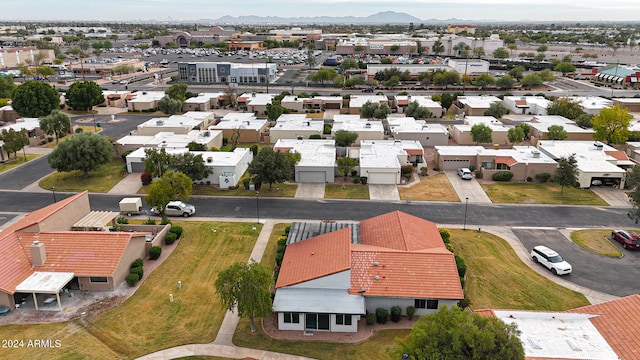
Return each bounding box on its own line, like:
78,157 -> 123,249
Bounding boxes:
248,147 -> 290,190
165,83 -> 189,102
471,124 -> 493,144
310,69 -> 338,84
554,155 -> 578,193
359,101 -> 390,119
484,102 -> 510,118
516,123 -> 531,139
538,69 -> 556,82
145,171 -> 193,217
265,102 -> 285,121
493,47 -> 509,59
473,74 -> 495,89
170,152 -> 213,182
337,157 -> 358,180
554,62 -> 577,75
396,306 -> 524,360
66,81 -> 104,111
39,110 -> 71,143
496,75 -> 515,89
547,125 -> 568,140
144,148 -> 173,178
507,126 -> 525,144
547,98 -> 586,120
48,132 -> 114,177
0,129 -> 28,160
340,58 -> 358,71
440,93 -> 454,109
0,75 -> 16,98
508,66 -> 525,81
334,130 -> 359,147
214,260 -> 272,333
628,186 -> 640,223
431,40 -> 444,55
11,81 -> 59,117
592,104 -> 632,144
520,73 -> 543,88
405,101 -> 432,119
157,96 -> 183,115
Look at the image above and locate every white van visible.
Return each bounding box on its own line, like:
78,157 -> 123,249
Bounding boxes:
530,245 -> 572,275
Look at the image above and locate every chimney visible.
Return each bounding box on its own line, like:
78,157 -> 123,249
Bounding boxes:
30,240 -> 46,267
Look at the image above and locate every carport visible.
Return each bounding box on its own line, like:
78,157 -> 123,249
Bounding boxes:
15,272 -> 74,311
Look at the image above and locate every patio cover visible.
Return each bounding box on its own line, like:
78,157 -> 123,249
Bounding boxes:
72,211 -> 118,231
15,272 -> 74,311
273,288 -> 366,314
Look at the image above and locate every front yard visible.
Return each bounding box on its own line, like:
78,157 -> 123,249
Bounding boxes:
571,229 -> 623,257
481,183 -> 608,206
0,154 -> 40,174
39,159 -> 127,193
398,173 -> 460,202
324,183 -> 370,199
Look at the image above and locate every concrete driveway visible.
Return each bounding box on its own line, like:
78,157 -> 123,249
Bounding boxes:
590,186 -> 631,207
445,171 -> 492,203
369,184 -> 400,201
294,183 -> 325,199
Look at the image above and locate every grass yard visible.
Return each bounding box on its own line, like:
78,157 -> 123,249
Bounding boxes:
398,173 -> 460,202
39,159 -> 126,193
448,229 -> 590,311
0,221 -> 260,359
139,183 -> 298,198
481,183 -> 608,206
0,154 -> 40,174
261,223 -> 290,268
571,229 -> 623,257
324,183 -> 370,199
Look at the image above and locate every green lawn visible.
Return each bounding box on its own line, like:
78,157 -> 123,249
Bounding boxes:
0,154 -> 40,174
325,183 -> 370,199
481,183 -> 608,206
190,183 -> 297,197
448,229 -> 590,311
39,159 -> 126,193
571,229 -> 623,257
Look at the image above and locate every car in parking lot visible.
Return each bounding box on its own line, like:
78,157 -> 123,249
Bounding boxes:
530,245 -> 572,275
611,229 -> 640,250
151,201 -> 196,217
457,168 -> 472,180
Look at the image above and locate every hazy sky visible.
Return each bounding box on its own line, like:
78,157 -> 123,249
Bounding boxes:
2,0 -> 639,22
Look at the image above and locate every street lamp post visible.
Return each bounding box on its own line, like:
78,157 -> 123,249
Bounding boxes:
51,187 -> 57,203
255,191 -> 260,224
463,197 -> 469,230
92,112 -> 97,132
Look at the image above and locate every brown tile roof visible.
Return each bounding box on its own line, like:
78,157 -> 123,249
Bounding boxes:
350,247 -> 463,299
17,232 -> 140,277
275,228 -> 352,288
406,149 -> 423,156
567,294 -> 640,360
359,211 -> 445,252
106,94 -> 122,100
514,99 -> 528,107
605,150 -> 630,161
397,99 -> 409,106
125,94 -> 136,100
496,156 -> 518,167
237,96 -> 248,103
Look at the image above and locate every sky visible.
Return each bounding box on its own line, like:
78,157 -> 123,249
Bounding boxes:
2,0 -> 640,22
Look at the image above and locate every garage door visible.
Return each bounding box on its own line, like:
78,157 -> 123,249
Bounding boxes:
368,172 -> 398,184
130,162 -> 146,173
443,159 -> 470,170
297,171 -> 327,183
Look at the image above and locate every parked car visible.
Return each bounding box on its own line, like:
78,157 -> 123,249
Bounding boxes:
151,201 -> 196,217
457,168 -> 472,180
530,245 -> 572,275
611,229 -> 640,250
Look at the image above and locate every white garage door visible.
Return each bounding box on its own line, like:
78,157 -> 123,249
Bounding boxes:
297,171 -> 327,183
443,159 -> 470,170
368,172 -> 398,184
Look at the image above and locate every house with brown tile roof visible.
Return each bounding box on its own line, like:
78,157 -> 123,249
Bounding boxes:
0,191 -> 151,311
273,211 -> 463,333
476,294 -> 640,360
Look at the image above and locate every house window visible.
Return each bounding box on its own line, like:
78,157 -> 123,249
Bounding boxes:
283,312 -> 300,324
90,277 -> 108,283
496,163 -> 510,170
415,299 -> 426,309
481,161 -> 494,169
427,300 -> 439,309
336,314 -> 352,325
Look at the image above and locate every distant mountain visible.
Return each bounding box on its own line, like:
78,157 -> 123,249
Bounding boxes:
195,11 -> 425,25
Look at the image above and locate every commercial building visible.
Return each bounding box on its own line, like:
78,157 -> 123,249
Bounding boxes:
177,62 -> 277,85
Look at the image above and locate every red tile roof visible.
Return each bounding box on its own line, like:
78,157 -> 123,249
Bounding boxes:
107,94 -> 122,100
514,99 -> 528,107
397,99 -> 409,106
359,211 -> 445,252
567,294 -> 640,360
275,228 -> 352,288
496,156 -> 517,167
605,150 -> 629,161
406,149 -> 423,156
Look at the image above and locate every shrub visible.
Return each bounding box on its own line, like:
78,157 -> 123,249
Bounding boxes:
401,164 -> 414,175
535,172 -> 551,183
160,218 -> 172,225
455,255 -> 467,278
164,232 -> 177,245
350,170 -> 358,177
390,306 -> 402,322
458,296 -> 471,309
149,246 -> 162,260
526,176 -> 533,183
492,170 -> 514,182
47,136 -> 54,142
420,166 -> 428,176
125,273 -> 139,287
376,308 -> 389,324
284,226 -> 291,234
275,252 -> 284,267
144,217 -> 156,225
353,176 -> 360,183
130,266 -> 144,279
131,258 -> 143,269
406,306 -> 416,320
169,226 -> 183,239
365,313 -> 376,326
360,176 -> 368,184
75,127 -> 83,133
250,144 -> 259,156
433,166 -> 440,171
140,172 -> 152,185
439,228 -> 451,243
116,216 -> 129,224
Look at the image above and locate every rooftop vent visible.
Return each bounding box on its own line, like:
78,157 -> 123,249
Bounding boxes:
373,261 -> 379,266
527,337 -> 542,350
531,150 -> 540,158
374,276 -> 380,281
156,120 -> 164,125
365,123 -> 371,128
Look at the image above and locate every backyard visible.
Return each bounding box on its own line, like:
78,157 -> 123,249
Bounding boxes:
481,183 -> 608,205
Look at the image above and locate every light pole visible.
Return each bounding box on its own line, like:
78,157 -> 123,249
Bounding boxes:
463,197 -> 469,230
51,186 -> 57,203
255,191 -> 260,224
92,112 -> 97,132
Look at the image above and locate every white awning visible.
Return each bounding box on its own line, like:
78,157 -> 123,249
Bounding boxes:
273,288 -> 366,314
15,272 -> 74,294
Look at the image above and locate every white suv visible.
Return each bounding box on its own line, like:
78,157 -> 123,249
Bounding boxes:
530,245 -> 572,275
457,168 -> 472,180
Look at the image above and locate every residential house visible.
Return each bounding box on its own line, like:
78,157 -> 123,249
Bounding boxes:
281,95 -> 343,113
273,211 -> 463,333
537,140 -> 632,188
127,91 -> 166,112
114,129 -> 223,156
503,96 -> 551,116
274,139 -> 336,183
613,98 -> 640,112
449,116 -> 509,145
209,114 -> 269,144
435,145 -> 558,180
625,141 -> 640,162
102,90 -> 131,108
269,114 -> 324,144
331,116 -> 384,142
349,140 -> 424,184
237,92 -> 276,115
130,115 -> 205,136
527,115 -> 595,145
348,95 -> 389,115
566,96 -> 613,115
182,92 -> 226,112
387,117 -> 449,146
395,95 -> 443,118
0,105 -> 19,122
455,96 -> 502,116
0,118 -> 47,146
